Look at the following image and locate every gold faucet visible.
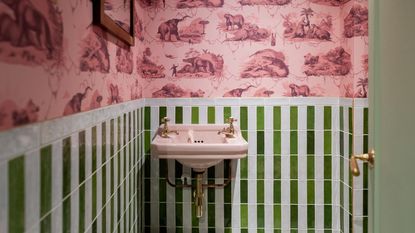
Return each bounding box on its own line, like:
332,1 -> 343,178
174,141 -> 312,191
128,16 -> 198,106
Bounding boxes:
161,117 -> 179,138
218,117 -> 237,138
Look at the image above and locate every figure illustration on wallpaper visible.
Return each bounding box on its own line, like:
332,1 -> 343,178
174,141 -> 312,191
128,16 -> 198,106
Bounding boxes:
241,49 -> 289,78
137,47 -> 165,78
130,80 -> 142,100
239,0 -> 291,6
63,87 -> 92,115
176,49 -> 224,78
223,85 -> 255,97
80,28 -> 110,73
0,0 -> 62,64
219,13 -> 270,42
303,47 -> 351,76
152,83 -> 205,98
271,33 -> 276,46
177,0 -> 224,8
309,0 -> 351,6
355,78 -> 368,98
0,99 -> 40,129
254,88 -> 274,97
116,47 -> 133,74
283,8 -> 332,41
108,84 -> 122,104
170,64 -> 179,77
344,4 -> 368,38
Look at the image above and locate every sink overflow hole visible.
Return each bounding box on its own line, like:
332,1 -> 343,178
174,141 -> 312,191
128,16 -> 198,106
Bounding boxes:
194,140 -> 204,143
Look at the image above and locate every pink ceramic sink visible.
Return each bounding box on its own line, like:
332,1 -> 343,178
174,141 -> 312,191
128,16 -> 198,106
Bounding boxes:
151,124 -> 248,172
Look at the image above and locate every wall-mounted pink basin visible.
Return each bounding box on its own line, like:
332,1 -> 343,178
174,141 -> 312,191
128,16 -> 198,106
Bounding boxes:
151,124 -> 248,172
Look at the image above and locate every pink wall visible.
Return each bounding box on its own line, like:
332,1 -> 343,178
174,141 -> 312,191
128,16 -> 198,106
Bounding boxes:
0,0 -> 368,131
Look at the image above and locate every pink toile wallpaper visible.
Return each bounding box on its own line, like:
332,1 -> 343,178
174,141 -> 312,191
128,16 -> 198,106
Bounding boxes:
0,0 -> 368,131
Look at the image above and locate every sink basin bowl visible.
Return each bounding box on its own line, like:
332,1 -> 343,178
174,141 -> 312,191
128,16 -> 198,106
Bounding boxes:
151,124 -> 248,172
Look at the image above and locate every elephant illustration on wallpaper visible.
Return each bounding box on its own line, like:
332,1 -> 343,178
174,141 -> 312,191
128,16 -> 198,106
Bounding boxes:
63,87 -> 92,115
177,0 -> 224,8
0,0 -> 62,63
79,29 -> 110,73
158,16 -> 209,43
303,46 -> 351,76
158,16 -> 190,41
220,13 -> 270,42
152,83 -> 205,98
137,47 -> 166,78
239,0 -> 291,6
176,49 -> 224,78
283,8 -> 332,41
241,49 -> 289,78
309,0 -> 351,6
344,4 -> 368,38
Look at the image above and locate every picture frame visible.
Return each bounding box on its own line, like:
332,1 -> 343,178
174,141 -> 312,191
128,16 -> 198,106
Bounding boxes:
93,0 -> 135,46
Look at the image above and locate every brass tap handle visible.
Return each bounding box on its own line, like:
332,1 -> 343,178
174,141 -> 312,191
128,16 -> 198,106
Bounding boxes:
161,117 -> 170,124
161,117 -> 178,138
350,149 -> 375,177
227,117 -> 237,124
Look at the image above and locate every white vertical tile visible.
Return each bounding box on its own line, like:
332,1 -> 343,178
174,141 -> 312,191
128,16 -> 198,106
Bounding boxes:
52,140 -> 63,233
354,108 -> 364,136
248,204 -> 257,232
199,172 -> 208,233
199,106 -> 208,124
298,131 -> 307,181
25,150 -> 40,232
298,106 -> 307,131
281,131 -> 290,156
264,179 -> 274,205
183,106 -> 192,124
150,157 -> 159,233
281,203 -> 290,230
166,160 -> 176,232
264,106 -> 273,131
315,205 -> 324,230
315,106 -> 324,132
281,155 -> 290,180
353,217 -> 364,233
281,106 -> 290,131
183,165 -> 192,233
70,133 -> 79,233
105,121 -> 111,233
298,180 -> 307,206
232,160 -> 241,230
167,106 -> 175,123
96,124 -> 102,233
215,162 -> 224,232
248,106 -> 256,131
264,131 -> 273,156
231,107 -> 240,128
85,128 -> 92,230
332,204 -> 340,231
298,205 -> 307,230
264,148 -> 274,181
0,162 -> 8,233
151,107 -> 160,131
248,131 -> 257,156
215,106 -> 224,124
264,204 -> 273,231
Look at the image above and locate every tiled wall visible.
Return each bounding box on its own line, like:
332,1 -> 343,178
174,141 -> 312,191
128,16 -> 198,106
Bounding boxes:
0,100 -> 146,233
143,98 -> 369,233
0,97 -> 368,233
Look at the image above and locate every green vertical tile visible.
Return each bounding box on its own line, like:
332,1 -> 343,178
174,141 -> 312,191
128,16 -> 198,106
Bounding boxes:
273,107 -> 281,130
240,180 -> 248,203
324,131 -> 332,155
176,203 -> 183,227
144,131 -> 151,154
241,204 -> 248,228
208,203 -> 215,228
307,106 -> 315,130
79,131 -> 86,233
324,205 -> 332,229
208,106 -> 215,124
240,106 -> 248,130
224,107 -> 231,122
364,108 -> 369,134
290,131 -> 298,155
324,106 -> 332,130
324,181 -> 332,204
273,180 -> 281,204
274,131 -> 281,155
8,156 -> 25,233
274,205 -> 281,229
307,156 -> 315,180
257,204 -> 264,228
307,180 -> 315,204
257,180 -> 264,204
307,131 -> 315,155
191,107 -> 199,124
291,180 -> 298,204
159,106 -> 167,125
340,107 -> 344,131
307,204 -> 315,229
324,156 -> 332,180
62,137 -> 71,233
257,131 -> 264,155
92,127 -> 97,232
40,145 -> 52,233
290,156 -> 298,179
291,205 -> 298,229
240,157 -> 248,179
257,106 -> 264,130
257,156 -> 264,179
274,155 -> 281,179
290,106 -> 298,130
348,107 -> 353,133
101,123 -> 107,233
363,190 -> 369,216
145,107 -> 151,130
175,107 -> 183,124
